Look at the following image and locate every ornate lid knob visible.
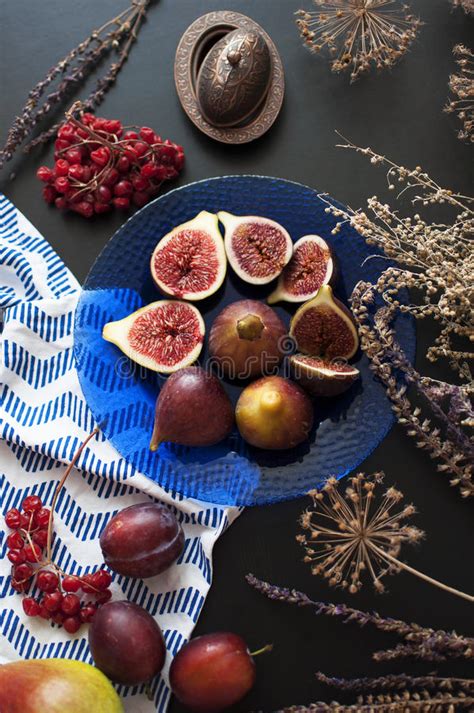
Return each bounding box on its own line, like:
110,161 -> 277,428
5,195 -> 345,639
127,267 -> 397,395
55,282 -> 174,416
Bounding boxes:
196,28 -> 272,128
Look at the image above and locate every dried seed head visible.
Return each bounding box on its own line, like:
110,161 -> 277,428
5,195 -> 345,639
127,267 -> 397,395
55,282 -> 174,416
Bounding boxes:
299,471 -> 425,593
295,0 -> 421,82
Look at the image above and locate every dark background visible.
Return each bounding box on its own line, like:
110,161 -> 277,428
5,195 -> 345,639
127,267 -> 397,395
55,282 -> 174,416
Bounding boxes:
1,1 -> 473,711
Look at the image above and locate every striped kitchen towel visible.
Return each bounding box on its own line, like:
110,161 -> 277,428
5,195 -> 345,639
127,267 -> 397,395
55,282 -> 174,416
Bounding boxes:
0,193 -> 241,712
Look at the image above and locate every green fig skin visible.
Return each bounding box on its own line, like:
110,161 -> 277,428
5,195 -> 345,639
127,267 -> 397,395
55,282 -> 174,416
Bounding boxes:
0,659 -> 124,713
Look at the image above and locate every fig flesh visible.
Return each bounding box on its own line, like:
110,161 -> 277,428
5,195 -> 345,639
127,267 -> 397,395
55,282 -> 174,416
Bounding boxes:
290,285 -> 359,360
235,375 -> 313,450
150,366 -> 234,449
150,211 -> 226,300
103,300 -> 205,373
218,211 -> 293,284
290,354 -> 359,397
268,234 -> 334,304
209,299 -> 287,379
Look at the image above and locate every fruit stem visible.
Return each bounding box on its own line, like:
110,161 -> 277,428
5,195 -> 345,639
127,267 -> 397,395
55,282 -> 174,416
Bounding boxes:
149,421 -> 162,452
46,427 -> 100,562
237,314 -> 264,341
260,390 -> 282,412
250,643 -> 273,657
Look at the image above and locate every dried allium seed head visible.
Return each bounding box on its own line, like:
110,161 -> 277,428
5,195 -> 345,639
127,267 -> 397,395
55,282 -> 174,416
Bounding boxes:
299,471 -> 424,593
295,0 -> 421,82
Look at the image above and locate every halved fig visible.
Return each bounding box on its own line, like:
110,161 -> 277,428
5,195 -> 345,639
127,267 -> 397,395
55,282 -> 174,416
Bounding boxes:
289,285 -> 359,360
267,235 -> 334,304
218,211 -> 293,285
150,211 -> 226,300
290,354 -> 359,397
102,300 -> 205,373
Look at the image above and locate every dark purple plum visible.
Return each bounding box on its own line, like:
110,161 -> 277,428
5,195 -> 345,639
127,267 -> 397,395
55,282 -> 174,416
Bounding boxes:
169,632 -> 256,712
100,502 -> 184,578
89,600 -> 165,685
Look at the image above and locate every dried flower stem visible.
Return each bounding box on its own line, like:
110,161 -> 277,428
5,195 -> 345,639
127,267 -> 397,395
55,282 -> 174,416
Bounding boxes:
320,135 -> 473,497
25,1 -> 150,153
445,44 -> 474,143
373,548 -> 474,602
247,574 -> 474,662
279,691 -> 474,712
0,1 -> 151,170
316,672 -> 474,692
451,0 -> 474,13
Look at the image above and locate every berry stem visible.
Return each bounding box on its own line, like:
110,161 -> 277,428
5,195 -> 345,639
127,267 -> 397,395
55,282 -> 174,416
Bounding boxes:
46,427 -> 100,562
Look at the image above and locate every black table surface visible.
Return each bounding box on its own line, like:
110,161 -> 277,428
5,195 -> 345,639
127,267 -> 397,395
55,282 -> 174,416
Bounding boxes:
1,1 -> 473,711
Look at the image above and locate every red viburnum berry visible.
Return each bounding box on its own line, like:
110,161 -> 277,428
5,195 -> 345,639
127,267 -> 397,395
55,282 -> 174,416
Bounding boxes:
5,508 -> 22,529
43,591 -> 63,612
23,543 -> 43,563
36,570 -> 59,592
33,508 -> 51,528
80,605 -> 96,623
62,576 -> 81,593
36,166 -> 54,183
22,597 -> 41,617
32,529 -> 49,548
8,549 -> 26,565
6,531 -> 24,550
63,616 -> 81,634
61,594 -> 81,616
94,589 -> 112,604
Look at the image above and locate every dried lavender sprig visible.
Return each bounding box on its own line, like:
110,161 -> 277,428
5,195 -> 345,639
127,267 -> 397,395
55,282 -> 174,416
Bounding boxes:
279,691 -> 474,712
0,2 -> 150,170
316,672 -> 474,692
246,575 -> 474,661
24,0 -> 151,153
372,642 -> 447,663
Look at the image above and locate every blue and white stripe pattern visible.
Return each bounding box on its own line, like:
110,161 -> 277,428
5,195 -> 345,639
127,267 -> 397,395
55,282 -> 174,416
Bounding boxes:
0,193 -> 240,712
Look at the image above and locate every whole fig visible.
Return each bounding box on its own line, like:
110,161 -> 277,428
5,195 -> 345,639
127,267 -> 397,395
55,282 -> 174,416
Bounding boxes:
235,375 -> 314,450
150,366 -> 234,449
209,299 -> 287,379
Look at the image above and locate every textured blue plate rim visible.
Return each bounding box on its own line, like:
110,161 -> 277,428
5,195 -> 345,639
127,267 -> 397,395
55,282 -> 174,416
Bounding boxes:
74,175 -> 416,506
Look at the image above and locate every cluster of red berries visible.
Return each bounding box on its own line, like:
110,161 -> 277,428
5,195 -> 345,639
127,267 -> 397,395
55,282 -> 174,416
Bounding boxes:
5,495 -> 112,634
36,112 -> 185,218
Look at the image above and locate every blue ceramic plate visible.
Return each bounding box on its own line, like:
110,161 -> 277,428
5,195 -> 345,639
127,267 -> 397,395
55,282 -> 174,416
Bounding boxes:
74,176 -> 415,506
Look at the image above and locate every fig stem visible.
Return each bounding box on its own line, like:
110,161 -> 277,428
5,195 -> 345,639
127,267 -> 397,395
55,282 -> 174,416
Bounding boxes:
250,643 -> 274,657
260,390 -> 282,412
149,421 -> 163,451
237,314 -> 264,341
